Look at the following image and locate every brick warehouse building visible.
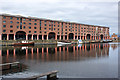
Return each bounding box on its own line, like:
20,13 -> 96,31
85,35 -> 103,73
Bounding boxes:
0,14 -> 110,40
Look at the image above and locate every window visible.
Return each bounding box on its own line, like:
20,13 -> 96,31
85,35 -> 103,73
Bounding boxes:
45,24 -> 47,26
3,16 -> 6,19
58,25 -> 59,27
29,31 -> 31,33
23,22 -> 26,24
54,28 -> 55,30
65,29 -> 67,31
29,19 -> 31,21
10,21 -> 13,23
3,30 -> 6,32
40,27 -> 41,30
23,19 -> 25,21
29,23 -> 31,25
17,22 -> 19,24
58,29 -> 59,30
17,18 -> 19,20
10,17 -> 13,19
58,32 -> 59,34
29,27 -> 31,29
3,21 -> 6,23
44,32 -> 46,33
44,28 -> 46,29
40,31 -> 41,33
3,25 -> 6,27
23,26 -> 25,29
49,28 -> 51,30
10,25 -> 13,28
34,31 -> 37,33
34,23 -> 37,25
17,26 -> 19,28
34,27 -> 37,29
10,30 -> 13,32
35,19 -> 37,21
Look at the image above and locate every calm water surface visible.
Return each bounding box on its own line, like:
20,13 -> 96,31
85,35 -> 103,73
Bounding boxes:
1,43 -> 119,78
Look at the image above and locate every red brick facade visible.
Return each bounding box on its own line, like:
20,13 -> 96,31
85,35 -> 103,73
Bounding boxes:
0,14 -> 110,40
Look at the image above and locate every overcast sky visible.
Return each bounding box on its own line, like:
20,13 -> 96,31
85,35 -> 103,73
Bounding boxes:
0,0 -> 118,35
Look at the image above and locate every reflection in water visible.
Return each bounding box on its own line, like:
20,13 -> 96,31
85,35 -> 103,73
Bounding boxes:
1,43 -> 113,63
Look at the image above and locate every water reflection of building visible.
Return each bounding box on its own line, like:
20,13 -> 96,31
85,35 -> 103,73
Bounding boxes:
111,44 -> 118,50
1,43 -> 110,62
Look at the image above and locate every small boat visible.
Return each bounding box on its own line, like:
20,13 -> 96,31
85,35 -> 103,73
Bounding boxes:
103,39 -> 108,43
57,41 -> 71,45
13,41 -> 34,46
106,39 -> 113,42
78,40 -> 83,44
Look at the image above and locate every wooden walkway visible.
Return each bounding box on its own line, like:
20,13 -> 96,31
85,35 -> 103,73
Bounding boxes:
23,70 -> 59,80
0,62 -> 20,70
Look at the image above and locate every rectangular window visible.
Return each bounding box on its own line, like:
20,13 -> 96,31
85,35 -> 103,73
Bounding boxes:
34,23 -> 37,25
17,18 -> 19,20
40,27 -> 41,30
29,19 -> 31,21
3,25 -> 6,27
3,16 -> 6,19
23,26 -> 25,29
45,24 -> 47,26
29,23 -> 31,25
3,30 -> 6,32
34,27 -> 37,29
10,30 -> 13,32
17,22 -> 19,24
10,17 -> 13,19
3,21 -> 6,23
35,19 -> 37,21
10,25 -> 13,28
23,19 -> 25,21
34,31 -> 37,33
23,22 -> 26,24
29,31 -> 31,33
17,26 -> 19,28
10,21 -> 13,23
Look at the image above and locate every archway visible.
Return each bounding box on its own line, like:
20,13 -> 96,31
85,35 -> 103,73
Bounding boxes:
86,34 -> 90,40
48,32 -> 55,39
100,34 -> 103,40
16,31 -> 26,40
69,33 -> 74,39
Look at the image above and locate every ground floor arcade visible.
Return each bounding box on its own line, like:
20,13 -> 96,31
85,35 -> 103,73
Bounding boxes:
0,33 -> 109,40
0,31 -> 109,40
